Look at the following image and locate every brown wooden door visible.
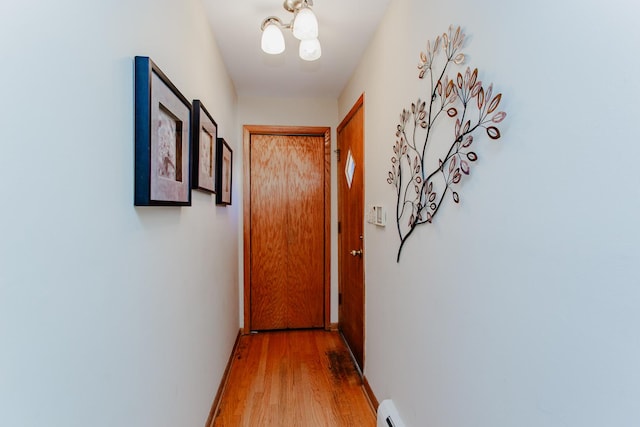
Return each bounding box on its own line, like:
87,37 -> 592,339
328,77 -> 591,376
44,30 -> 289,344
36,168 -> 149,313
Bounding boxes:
337,96 -> 365,370
249,133 -> 325,330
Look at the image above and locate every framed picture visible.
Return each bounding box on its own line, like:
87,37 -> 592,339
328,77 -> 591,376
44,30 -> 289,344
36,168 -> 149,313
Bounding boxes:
134,56 -> 191,206
215,138 -> 232,205
191,100 -> 217,193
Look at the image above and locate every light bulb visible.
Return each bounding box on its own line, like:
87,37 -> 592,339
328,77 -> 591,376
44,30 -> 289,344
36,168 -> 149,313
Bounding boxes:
299,38 -> 321,61
292,7 -> 318,40
261,22 -> 285,54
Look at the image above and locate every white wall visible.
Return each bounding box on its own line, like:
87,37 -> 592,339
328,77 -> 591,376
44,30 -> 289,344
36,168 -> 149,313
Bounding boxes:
237,96 -> 340,325
340,0 -> 640,426
0,1 -> 239,426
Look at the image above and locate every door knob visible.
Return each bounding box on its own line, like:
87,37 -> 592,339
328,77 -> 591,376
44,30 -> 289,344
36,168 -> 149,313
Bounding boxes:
350,249 -> 363,257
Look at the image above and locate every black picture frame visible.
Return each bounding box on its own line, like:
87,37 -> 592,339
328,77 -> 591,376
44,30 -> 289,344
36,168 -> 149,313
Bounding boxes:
191,100 -> 217,193
134,56 -> 192,206
215,138 -> 232,205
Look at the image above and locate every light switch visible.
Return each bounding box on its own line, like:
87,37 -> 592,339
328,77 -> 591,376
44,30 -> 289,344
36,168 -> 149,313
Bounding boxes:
373,205 -> 386,226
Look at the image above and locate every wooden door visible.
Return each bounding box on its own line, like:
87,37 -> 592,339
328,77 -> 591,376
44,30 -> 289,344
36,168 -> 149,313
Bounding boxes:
286,136 -> 325,328
337,96 -> 365,370
250,135 -> 288,329
245,127 -> 330,331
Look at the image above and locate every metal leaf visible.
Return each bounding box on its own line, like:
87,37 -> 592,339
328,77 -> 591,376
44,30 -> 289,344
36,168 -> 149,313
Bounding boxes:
456,34 -> 465,49
452,169 -> 461,183
430,203 -> 437,210
485,84 -> 493,107
429,192 -> 436,202
488,93 -> 502,113
452,192 -> 460,203
454,53 -> 465,65
447,108 -> 458,117
486,126 -> 501,139
461,160 -> 470,175
462,135 -> 473,148
492,111 -> 507,123
449,156 -> 457,173
477,87 -> 485,109
457,72 -> 463,89
471,82 -> 482,98
467,152 -> 478,161
469,68 -> 478,88
446,80 -> 454,97
454,27 -> 465,49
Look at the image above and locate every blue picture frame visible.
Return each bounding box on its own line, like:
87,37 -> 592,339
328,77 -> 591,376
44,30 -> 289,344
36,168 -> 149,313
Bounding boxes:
134,56 -> 192,206
215,138 -> 232,205
191,100 -> 218,193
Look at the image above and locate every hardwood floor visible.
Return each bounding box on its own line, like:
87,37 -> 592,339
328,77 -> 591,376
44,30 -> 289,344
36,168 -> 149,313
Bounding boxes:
211,330 -> 376,427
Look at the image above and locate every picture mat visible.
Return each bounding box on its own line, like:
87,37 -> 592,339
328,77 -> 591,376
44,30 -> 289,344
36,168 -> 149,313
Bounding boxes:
150,72 -> 190,202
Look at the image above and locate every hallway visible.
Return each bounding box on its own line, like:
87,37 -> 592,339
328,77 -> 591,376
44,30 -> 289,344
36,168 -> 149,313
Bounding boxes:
210,330 -> 376,426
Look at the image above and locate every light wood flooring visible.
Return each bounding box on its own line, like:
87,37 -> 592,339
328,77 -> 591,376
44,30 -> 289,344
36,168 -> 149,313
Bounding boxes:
211,330 -> 376,427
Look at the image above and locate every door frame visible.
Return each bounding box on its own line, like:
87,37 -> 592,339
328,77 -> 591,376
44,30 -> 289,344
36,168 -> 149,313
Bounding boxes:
243,125 -> 332,334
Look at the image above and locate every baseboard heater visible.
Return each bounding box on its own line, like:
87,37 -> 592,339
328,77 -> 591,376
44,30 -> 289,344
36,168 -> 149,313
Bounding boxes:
377,399 -> 406,427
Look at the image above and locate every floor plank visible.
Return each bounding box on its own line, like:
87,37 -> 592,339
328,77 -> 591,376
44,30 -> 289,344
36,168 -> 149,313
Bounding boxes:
212,330 -> 376,427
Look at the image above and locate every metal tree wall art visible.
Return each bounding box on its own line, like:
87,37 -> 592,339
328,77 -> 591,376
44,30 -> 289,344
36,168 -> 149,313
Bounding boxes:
388,26 -> 507,262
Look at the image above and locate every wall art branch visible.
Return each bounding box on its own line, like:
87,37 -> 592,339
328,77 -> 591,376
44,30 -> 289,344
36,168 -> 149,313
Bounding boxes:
388,26 -> 507,262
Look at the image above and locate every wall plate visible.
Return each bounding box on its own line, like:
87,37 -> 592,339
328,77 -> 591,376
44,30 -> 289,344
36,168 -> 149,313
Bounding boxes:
373,205 -> 386,226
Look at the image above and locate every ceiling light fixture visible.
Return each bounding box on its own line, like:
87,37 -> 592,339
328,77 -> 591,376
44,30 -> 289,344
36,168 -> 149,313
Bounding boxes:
260,0 -> 321,61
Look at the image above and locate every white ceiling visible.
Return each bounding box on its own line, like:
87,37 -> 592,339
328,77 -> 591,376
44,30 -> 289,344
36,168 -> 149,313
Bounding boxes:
203,0 -> 392,98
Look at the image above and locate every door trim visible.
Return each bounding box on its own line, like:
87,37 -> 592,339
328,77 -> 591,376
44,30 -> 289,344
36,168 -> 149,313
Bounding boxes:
337,94 -> 365,135
243,125 -> 332,333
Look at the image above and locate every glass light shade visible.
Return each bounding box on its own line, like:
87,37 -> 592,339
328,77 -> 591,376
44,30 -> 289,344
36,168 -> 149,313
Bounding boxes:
299,38 -> 321,61
292,7 -> 318,40
261,23 -> 285,54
